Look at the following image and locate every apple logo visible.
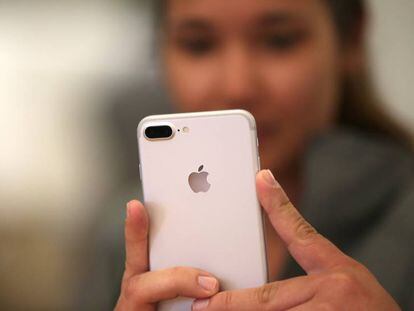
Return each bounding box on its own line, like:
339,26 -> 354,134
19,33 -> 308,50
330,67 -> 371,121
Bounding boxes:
188,165 -> 211,193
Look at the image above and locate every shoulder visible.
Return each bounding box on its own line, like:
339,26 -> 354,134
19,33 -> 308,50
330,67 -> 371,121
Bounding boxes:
302,126 -> 414,236
306,127 -> 414,179
384,177 -> 414,238
301,128 -> 414,307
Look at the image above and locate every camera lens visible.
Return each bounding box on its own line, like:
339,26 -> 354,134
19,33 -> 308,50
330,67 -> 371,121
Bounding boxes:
145,125 -> 173,139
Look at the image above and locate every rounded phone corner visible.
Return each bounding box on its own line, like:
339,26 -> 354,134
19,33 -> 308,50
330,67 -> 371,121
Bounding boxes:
232,109 -> 257,131
137,115 -> 155,139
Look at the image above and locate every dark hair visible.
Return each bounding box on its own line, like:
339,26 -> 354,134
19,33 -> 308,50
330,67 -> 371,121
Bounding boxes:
153,0 -> 363,40
153,0 -> 412,148
326,0 -> 364,39
325,0 -> 412,147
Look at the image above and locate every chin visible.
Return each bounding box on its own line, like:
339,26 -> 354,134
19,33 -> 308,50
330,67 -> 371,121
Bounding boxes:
260,140 -> 300,177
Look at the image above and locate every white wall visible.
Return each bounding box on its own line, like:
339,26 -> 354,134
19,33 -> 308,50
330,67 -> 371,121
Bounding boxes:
0,1 -> 152,229
368,0 -> 414,131
0,2 -> 152,309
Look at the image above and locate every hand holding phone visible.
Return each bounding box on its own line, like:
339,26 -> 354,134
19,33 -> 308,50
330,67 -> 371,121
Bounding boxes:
116,172 -> 401,311
114,200 -> 220,311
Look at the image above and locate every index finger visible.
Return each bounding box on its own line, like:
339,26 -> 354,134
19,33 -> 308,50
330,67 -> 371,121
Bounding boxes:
193,275 -> 319,311
256,170 -> 350,274
123,200 -> 149,279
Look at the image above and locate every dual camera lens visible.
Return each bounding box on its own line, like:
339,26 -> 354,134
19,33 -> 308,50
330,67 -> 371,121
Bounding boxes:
144,124 -> 189,140
144,125 -> 174,140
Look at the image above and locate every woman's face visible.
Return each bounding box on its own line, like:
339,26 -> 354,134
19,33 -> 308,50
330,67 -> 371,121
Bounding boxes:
162,0 -> 352,174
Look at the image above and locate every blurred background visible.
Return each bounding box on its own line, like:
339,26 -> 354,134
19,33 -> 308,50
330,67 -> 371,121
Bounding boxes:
0,0 -> 413,310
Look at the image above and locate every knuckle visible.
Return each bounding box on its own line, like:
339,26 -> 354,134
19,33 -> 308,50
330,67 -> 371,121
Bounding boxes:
122,276 -> 142,302
167,266 -> 186,287
292,213 -> 318,240
216,291 -> 233,310
125,222 -> 148,244
269,188 -> 291,213
348,259 -> 368,272
223,291 -> 233,308
254,283 -> 278,306
315,302 -> 335,311
326,271 -> 358,295
276,193 -> 293,213
275,197 -> 317,242
170,266 -> 185,275
124,261 -> 135,273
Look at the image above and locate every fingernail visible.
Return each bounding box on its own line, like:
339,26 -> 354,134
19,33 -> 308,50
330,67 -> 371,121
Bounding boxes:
126,202 -> 133,218
198,276 -> 217,291
263,169 -> 279,188
192,299 -> 210,310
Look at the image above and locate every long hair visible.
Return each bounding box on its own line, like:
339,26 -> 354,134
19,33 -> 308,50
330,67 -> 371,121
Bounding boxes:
326,0 -> 412,147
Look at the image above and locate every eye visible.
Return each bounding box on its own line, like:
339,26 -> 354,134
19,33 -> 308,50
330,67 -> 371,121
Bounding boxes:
260,31 -> 306,52
266,34 -> 297,49
177,37 -> 216,56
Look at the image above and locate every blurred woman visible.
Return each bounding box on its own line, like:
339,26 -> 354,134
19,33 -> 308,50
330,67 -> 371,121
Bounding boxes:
112,1 -> 413,310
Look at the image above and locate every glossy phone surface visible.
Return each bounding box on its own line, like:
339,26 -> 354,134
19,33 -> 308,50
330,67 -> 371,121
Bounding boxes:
137,110 -> 268,311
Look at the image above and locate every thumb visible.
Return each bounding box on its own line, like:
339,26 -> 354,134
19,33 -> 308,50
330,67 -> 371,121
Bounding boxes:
256,170 -> 350,274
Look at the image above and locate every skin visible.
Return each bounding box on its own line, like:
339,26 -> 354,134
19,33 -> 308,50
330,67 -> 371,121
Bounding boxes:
163,0 -> 343,190
115,0 -> 401,310
115,171 -> 400,310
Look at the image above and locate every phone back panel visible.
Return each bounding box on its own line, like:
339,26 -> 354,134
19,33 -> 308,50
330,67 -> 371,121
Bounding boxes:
137,110 -> 268,310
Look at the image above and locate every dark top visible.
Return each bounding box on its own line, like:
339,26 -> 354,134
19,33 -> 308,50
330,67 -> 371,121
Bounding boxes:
75,127 -> 414,310
281,127 -> 414,310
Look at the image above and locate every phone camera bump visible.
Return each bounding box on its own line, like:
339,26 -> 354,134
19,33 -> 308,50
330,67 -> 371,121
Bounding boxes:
145,125 -> 174,140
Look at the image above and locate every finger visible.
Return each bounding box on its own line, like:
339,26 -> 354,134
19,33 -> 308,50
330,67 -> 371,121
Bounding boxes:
192,275 -> 318,311
127,267 -> 220,304
286,299 -> 326,311
124,200 -> 149,278
256,170 -> 350,274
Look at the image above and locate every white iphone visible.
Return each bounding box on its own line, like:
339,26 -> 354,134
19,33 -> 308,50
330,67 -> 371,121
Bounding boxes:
137,110 -> 268,310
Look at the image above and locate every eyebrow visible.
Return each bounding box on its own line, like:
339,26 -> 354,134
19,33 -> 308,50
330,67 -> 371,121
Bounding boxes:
257,11 -> 305,27
169,18 -> 214,33
167,11 -> 305,34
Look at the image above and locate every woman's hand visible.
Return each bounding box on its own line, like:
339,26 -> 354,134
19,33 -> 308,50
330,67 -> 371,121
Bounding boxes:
115,201 -> 220,311
192,170 -> 401,311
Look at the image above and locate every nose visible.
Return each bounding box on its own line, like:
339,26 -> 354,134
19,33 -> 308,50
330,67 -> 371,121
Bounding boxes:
218,44 -> 257,109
